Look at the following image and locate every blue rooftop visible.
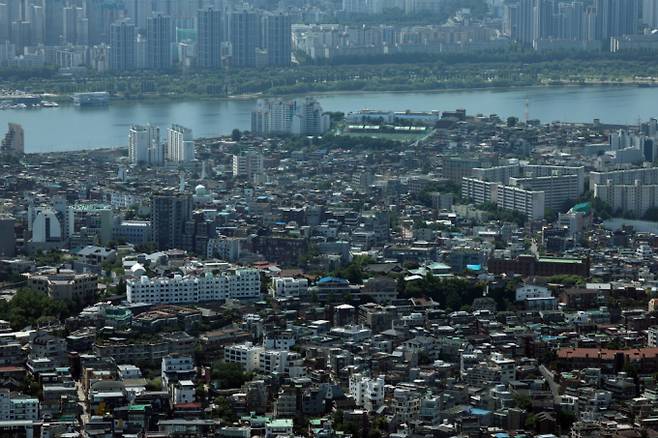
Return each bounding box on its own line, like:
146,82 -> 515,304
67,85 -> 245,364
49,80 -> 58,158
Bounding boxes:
317,277 -> 349,285
466,264 -> 482,271
470,408 -> 491,416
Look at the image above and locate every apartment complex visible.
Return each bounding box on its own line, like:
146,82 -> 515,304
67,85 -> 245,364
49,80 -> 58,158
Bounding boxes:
462,164 -> 584,219
251,97 -> 330,136
126,269 -> 261,304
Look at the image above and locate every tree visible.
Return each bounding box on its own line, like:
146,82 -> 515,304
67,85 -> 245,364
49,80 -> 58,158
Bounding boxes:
231,129 -> 241,141
213,396 -> 238,423
146,377 -> 162,391
211,362 -> 252,389
0,288 -> 70,330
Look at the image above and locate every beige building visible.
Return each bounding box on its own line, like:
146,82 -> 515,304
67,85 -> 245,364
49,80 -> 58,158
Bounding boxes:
24,269 -> 98,304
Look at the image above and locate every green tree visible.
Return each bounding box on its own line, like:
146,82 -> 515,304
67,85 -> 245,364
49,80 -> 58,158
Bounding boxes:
213,396 -> 238,423
211,362 -> 253,389
0,288 -> 70,330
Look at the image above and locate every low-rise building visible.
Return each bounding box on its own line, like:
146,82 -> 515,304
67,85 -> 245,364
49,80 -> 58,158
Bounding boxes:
126,268 -> 261,304
24,268 -> 98,304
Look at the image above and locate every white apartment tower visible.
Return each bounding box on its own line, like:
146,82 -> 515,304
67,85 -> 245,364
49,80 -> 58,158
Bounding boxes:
349,374 -> 385,411
251,97 -> 330,136
167,124 -> 195,162
129,124 -> 163,166
232,150 -> 264,178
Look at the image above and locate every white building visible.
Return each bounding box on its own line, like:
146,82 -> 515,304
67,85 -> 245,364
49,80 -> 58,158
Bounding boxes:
167,124 -> 195,162
172,380 -> 195,404
509,174 -> 582,210
0,389 -> 39,421
393,387 -> 421,422
271,277 -> 309,298
594,180 -> 658,218
129,124 -> 164,166
251,97 -> 330,136
207,236 -> 242,261
515,284 -> 551,302
224,342 -> 263,372
259,350 -> 304,376
28,207 -> 63,243
496,185 -> 545,220
648,326 -> 658,347
232,151 -> 264,179
591,167 -> 658,186
463,164 -> 583,218
126,268 -> 261,304
161,355 -> 195,388
349,374 -> 385,411
461,178 -> 499,205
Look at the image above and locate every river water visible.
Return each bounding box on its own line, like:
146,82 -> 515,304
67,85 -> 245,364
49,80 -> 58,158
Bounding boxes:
1,85 -> 657,153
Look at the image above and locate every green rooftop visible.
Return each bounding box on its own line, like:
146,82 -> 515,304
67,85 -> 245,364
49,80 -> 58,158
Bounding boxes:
267,419 -> 293,428
129,404 -> 149,411
570,202 -> 591,214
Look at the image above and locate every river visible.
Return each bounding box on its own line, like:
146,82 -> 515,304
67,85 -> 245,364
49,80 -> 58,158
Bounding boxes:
1,85 -> 658,153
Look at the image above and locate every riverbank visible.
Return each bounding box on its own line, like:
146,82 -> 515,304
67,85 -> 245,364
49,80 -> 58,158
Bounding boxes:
23,80 -> 658,109
5,53 -> 658,104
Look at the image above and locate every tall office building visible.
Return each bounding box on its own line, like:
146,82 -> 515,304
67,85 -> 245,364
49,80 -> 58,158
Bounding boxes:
129,124 -> 163,166
196,7 -> 223,68
109,20 -> 136,72
167,124 -> 195,162
229,9 -> 259,67
44,0 -> 64,45
152,190 -> 193,251
262,12 -> 291,67
146,14 -> 174,70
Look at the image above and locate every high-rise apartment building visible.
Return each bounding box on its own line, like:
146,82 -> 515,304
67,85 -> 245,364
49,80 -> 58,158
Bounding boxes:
44,0 -> 64,45
229,9 -> 258,67
196,7 -> 223,68
251,97 -> 330,136
152,190 -> 193,251
129,124 -> 163,166
1,123 -> 24,155
0,4 -> 9,42
262,12 -> 291,67
109,20 -> 136,72
124,0 -> 152,30
232,151 -> 264,179
167,124 -> 195,162
644,0 -> 658,28
146,14 -> 173,70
